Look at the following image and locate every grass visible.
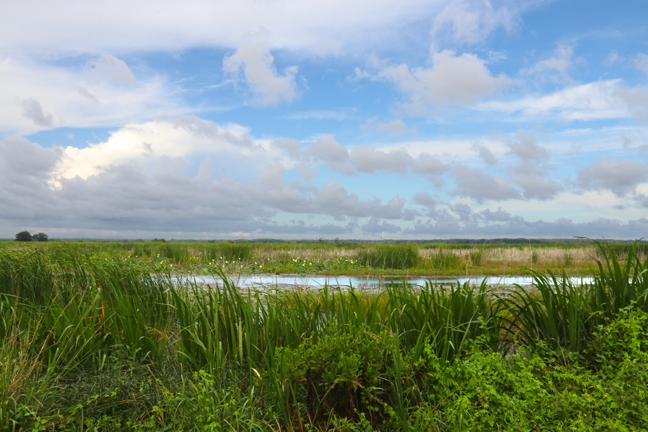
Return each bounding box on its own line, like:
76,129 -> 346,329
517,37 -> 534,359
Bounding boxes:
0,239 -> 614,277
1,240 -> 648,430
354,245 -> 418,269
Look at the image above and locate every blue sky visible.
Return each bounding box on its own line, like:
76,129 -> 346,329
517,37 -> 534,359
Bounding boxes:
1,0 -> 647,239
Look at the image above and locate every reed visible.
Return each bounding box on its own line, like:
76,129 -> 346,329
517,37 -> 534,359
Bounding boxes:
590,240 -> 648,318
354,245 -> 419,269
499,271 -> 593,354
499,240 -> 648,356
420,248 -> 464,271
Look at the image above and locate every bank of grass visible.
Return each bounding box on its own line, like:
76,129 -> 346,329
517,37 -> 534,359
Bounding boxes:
0,240 -> 615,276
1,241 -> 648,430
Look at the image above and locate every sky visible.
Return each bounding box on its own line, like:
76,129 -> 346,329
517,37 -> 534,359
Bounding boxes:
1,0 -> 648,240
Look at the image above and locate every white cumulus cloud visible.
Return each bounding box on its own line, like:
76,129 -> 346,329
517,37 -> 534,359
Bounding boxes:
223,42 -> 299,106
0,55 -> 184,135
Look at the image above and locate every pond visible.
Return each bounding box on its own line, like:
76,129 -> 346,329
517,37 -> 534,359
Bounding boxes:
176,274 -> 596,290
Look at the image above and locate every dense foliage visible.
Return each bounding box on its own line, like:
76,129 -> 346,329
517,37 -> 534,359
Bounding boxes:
13,231 -> 48,242
0,241 -> 647,430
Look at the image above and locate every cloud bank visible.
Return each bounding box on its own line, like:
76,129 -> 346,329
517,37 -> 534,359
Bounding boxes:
1,117 -> 646,239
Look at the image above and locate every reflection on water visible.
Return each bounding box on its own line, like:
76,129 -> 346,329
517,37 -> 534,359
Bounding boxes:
176,274 -> 595,289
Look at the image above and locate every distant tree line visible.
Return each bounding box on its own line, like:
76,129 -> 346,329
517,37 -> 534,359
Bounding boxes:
15,231 -> 48,242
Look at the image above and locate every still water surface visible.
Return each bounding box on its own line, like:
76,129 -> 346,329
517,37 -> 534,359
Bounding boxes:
177,274 -> 595,289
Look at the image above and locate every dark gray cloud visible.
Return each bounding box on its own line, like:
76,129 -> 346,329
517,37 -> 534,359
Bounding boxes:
1,135 -> 646,240
412,154 -> 448,177
479,207 -> 514,222
308,135 -> 354,175
449,202 -> 473,222
257,221 -> 357,236
634,193 -> 648,208
413,209 -> 462,234
21,98 -> 54,127
413,191 -> 437,207
361,216 -> 401,233
498,131 -> 563,200
506,130 -> 549,161
614,85 -> 648,124
577,157 -> 648,196
409,215 -> 648,239
0,137 -> 414,237
512,163 -> 563,200
453,165 -> 520,202
349,146 -> 412,174
306,137 -> 447,181
314,181 -> 408,220
471,141 -> 497,166
244,164 -> 416,220
272,138 -> 302,159
413,192 -> 438,216
0,136 -> 61,177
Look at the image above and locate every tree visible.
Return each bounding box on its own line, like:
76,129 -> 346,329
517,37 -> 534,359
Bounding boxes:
32,232 -> 48,242
15,231 -> 33,242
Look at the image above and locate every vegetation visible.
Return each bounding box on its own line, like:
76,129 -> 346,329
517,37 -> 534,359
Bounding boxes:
2,239 -> 638,276
1,241 -> 648,430
354,245 -> 418,269
14,231 -> 48,242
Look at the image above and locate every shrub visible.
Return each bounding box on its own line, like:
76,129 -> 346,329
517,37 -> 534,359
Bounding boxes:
277,325 -> 401,426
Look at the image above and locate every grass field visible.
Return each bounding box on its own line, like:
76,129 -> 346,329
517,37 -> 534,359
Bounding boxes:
3,239 -> 643,277
1,240 -> 648,430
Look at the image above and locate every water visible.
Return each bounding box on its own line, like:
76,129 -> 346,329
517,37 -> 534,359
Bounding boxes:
176,274 -> 595,289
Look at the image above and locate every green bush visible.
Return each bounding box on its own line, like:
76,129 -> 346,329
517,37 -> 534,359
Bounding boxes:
277,325 -> 401,427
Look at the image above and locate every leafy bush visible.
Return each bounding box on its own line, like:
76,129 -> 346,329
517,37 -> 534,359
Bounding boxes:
277,325 -> 401,426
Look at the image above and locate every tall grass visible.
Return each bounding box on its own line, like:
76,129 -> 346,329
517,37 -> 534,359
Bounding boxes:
500,240 -> 648,355
385,280 -> 499,363
591,240 -> 648,317
499,271 -> 592,354
354,245 -> 418,269
421,249 -> 464,271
